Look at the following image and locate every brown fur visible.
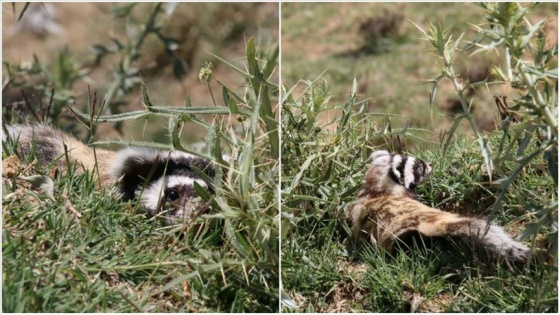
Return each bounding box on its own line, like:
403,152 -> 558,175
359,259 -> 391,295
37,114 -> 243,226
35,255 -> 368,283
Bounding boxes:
4,124 -> 115,184
348,153 -> 529,262
3,124 -> 216,226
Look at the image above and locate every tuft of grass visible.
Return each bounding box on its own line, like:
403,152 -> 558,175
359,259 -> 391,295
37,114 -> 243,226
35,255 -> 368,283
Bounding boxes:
280,79 -> 557,313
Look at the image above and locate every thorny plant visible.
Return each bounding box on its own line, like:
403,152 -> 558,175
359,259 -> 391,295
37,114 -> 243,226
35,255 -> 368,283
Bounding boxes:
415,2 -> 557,259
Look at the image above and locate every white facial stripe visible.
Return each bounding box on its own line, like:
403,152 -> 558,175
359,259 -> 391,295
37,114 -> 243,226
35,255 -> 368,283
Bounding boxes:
165,175 -> 207,189
140,177 -> 166,212
403,157 -> 416,188
167,151 -> 197,161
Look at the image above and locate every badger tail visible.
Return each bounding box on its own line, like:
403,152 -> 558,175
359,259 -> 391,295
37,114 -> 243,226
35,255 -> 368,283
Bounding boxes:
451,218 -> 530,262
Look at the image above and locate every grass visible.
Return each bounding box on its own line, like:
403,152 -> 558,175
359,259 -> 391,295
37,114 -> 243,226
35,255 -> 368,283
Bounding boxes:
3,166 -> 272,312
280,79 -> 557,313
2,37 -> 279,312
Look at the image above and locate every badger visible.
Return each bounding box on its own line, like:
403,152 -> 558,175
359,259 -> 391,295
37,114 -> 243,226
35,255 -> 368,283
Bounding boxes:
3,124 -> 215,225
348,150 -> 529,262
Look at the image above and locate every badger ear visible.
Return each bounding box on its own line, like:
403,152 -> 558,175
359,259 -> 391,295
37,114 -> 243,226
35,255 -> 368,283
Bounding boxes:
110,147 -> 163,201
370,150 -> 390,163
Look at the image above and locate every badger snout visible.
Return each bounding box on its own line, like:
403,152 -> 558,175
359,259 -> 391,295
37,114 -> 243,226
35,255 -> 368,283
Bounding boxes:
139,175 -> 212,226
157,184 -> 211,226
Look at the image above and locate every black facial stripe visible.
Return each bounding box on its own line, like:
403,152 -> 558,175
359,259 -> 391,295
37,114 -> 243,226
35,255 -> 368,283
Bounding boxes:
388,167 -> 401,184
396,155 -> 407,185
412,159 -> 424,182
155,157 -> 215,181
388,155 -> 402,184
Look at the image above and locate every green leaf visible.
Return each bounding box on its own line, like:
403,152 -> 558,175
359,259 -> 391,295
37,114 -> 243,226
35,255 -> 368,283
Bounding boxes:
222,86 -> 238,114
224,219 -> 248,258
262,45 -> 279,80
246,37 -> 262,95
287,154 -> 316,193
206,120 -> 225,166
519,19 -> 545,49
239,135 -> 254,201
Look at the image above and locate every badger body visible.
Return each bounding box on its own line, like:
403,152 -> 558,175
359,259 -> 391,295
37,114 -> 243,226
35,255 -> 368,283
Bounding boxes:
4,124 -> 115,183
348,150 -> 529,262
3,124 -> 215,225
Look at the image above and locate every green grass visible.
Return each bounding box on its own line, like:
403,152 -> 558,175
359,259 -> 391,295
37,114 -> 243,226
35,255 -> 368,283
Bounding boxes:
280,80 -> 557,312
3,167 -> 276,312
2,38 -> 279,313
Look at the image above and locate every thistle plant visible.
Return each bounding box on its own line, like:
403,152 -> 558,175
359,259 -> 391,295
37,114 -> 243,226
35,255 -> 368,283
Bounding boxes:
415,2 -> 557,257
77,37 -> 280,311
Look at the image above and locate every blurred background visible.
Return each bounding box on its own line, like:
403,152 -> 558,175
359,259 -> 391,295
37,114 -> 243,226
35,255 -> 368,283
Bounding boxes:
282,2 -> 557,147
2,2 -> 279,147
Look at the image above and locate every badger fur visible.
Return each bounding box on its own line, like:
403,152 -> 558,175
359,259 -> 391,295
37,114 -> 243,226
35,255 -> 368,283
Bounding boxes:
348,150 -> 529,262
3,124 -> 215,225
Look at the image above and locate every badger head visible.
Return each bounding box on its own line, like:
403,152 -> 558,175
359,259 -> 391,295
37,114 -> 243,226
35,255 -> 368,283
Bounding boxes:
110,147 -> 215,226
363,150 -> 432,198
372,150 -> 432,190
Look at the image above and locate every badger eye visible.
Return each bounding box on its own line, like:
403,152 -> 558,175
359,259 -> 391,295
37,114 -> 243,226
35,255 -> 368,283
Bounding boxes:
165,189 -> 180,201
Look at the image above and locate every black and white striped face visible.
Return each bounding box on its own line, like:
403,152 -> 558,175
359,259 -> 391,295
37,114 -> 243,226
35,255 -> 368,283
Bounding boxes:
370,150 -> 432,189
110,148 -> 215,226
140,174 -> 212,226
